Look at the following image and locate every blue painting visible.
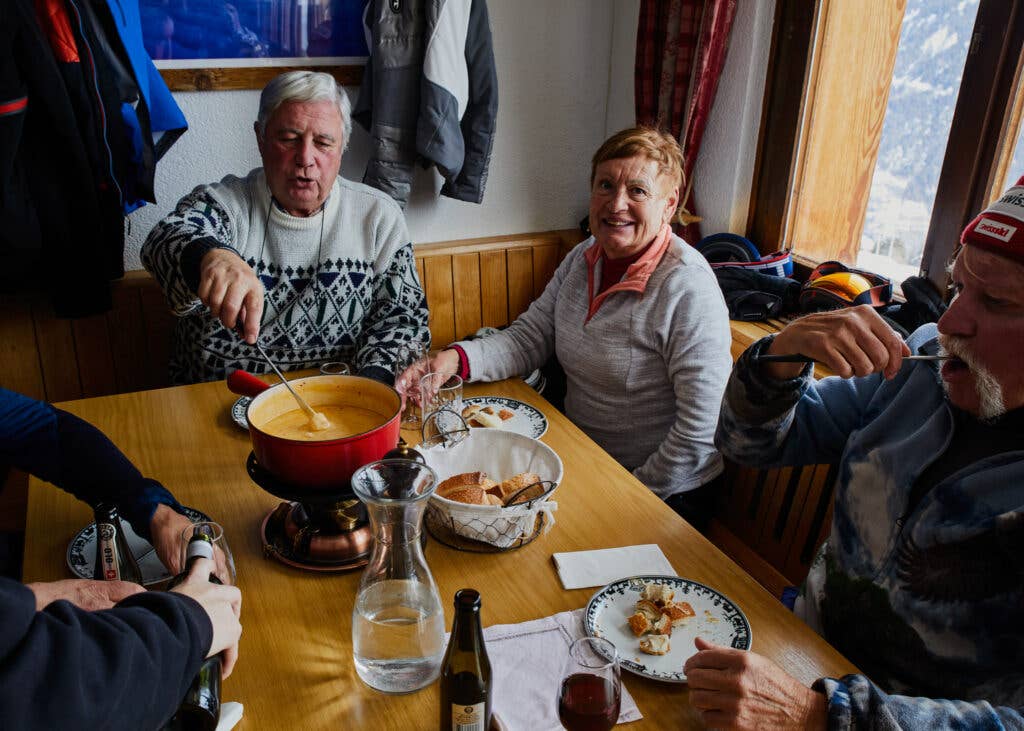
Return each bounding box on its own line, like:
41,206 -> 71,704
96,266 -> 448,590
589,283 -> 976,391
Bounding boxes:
140,0 -> 368,62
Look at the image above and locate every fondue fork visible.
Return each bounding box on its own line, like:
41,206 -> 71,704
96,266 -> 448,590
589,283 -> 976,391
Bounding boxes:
252,341 -> 331,430
754,353 -> 951,364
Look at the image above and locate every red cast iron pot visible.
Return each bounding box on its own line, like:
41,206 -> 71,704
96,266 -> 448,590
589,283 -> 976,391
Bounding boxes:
227,370 -> 401,491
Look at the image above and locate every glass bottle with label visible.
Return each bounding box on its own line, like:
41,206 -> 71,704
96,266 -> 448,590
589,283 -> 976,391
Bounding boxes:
440,589 -> 492,731
92,502 -> 143,584
165,525 -> 223,731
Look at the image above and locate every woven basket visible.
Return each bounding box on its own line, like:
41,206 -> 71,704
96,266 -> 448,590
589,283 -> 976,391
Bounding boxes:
421,429 -> 562,549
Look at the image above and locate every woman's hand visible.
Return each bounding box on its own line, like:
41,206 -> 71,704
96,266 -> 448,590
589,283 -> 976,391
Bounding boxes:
27,578 -> 144,611
766,305 -> 910,381
169,556 -> 242,678
683,637 -> 827,730
396,349 -> 460,406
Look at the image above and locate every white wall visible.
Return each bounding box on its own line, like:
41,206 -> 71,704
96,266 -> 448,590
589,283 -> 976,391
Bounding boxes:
125,0 -> 771,269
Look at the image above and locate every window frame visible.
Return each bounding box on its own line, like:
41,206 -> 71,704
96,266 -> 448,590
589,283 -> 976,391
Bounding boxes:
747,0 -> 1024,290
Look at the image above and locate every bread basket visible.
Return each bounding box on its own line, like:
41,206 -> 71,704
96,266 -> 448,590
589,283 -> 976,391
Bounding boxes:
420,429 -> 562,550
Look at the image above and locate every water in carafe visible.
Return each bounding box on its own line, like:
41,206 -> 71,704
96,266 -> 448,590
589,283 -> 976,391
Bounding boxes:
350,459 -> 445,693
353,578 -> 445,692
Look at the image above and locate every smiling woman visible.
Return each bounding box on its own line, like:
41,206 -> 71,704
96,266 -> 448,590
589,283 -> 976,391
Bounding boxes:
398,127 -> 734,532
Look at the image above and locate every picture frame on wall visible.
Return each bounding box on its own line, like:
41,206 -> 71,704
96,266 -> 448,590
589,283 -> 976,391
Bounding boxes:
142,0 -> 368,91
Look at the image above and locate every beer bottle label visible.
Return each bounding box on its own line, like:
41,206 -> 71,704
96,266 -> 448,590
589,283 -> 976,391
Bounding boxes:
450,702 -> 485,731
97,523 -> 120,581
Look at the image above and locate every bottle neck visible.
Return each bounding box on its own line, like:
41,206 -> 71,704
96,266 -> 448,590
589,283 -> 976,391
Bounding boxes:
185,537 -> 215,566
452,607 -> 483,648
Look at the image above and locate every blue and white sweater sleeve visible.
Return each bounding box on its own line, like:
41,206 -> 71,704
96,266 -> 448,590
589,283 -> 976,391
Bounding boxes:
355,212 -> 430,381
140,185 -> 239,316
814,675 -> 1024,730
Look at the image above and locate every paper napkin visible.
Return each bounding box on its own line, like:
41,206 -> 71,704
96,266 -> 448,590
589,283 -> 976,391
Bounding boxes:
552,544 -> 676,590
483,609 -> 642,730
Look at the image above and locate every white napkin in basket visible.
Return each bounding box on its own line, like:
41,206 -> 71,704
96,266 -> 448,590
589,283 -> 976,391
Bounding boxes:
480,608 -> 642,730
552,544 -> 676,590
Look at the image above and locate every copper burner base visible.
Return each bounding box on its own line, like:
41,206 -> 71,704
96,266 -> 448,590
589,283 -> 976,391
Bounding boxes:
260,502 -> 372,572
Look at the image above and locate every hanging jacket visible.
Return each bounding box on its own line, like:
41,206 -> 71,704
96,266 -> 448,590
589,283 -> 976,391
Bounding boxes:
0,0 -> 186,317
354,0 -> 498,208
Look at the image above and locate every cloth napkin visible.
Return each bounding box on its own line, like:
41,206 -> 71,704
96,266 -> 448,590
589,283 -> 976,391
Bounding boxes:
215,702 -> 243,730
552,544 -> 676,590
483,608 -> 642,730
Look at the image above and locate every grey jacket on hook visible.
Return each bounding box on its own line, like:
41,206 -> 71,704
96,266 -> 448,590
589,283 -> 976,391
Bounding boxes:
354,0 -> 498,208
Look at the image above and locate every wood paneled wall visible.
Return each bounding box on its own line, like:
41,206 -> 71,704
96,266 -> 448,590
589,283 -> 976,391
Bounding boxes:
0,229 -> 580,405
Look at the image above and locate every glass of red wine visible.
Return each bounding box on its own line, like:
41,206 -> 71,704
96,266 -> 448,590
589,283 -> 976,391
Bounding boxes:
558,636 -> 621,731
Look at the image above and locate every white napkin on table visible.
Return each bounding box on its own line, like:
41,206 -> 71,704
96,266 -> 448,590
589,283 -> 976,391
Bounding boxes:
552,544 -> 676,590
215,702 -> 243,730
483,609 -> 642,730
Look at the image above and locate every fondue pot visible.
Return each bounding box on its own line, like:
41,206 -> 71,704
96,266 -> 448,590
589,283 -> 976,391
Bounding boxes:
227,370 -> 401,490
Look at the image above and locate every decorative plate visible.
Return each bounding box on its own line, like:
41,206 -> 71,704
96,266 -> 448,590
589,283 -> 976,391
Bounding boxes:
231,396 -> 252,430
66,506 -> 211,586
584,574 -> 752,683
461,397 -> 548,439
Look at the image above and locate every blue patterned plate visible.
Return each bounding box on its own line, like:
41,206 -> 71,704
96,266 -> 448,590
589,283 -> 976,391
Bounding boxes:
66,506 -> 211,586
461,397 -> 547,439
584,574 -> 752,683
231,396 -> 253,430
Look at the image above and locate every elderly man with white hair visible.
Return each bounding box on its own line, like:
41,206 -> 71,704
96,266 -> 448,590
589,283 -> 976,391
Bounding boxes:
684,179 -> 1024,730
143,71 -> 429,385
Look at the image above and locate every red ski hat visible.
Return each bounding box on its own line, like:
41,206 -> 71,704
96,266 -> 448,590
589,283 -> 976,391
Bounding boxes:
961,175 -> 1024,264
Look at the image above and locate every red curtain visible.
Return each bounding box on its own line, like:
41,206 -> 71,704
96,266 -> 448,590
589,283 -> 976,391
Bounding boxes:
635,0 -> 737,244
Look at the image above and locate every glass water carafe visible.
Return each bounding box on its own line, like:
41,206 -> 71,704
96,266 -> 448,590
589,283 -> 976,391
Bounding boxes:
351,459 -> 445,693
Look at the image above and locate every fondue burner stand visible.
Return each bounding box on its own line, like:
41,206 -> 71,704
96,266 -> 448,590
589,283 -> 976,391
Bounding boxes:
247,453 -> 373,571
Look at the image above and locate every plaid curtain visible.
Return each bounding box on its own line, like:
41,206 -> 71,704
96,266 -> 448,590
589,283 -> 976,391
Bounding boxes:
635,0 -> 737,244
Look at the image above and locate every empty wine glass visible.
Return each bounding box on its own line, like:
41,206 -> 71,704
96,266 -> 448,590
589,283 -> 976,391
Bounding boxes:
179,521 -> 236,585
419,373 -> 463,418
558,637 -> 621,731
319,361 -> 351,376
394,342 -> 429,428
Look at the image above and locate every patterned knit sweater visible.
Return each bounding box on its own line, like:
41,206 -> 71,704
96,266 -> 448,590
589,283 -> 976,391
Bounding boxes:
141,170 -> 429,384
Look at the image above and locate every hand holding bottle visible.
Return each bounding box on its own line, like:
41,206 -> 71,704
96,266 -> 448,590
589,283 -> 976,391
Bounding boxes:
168,556 -> 242,678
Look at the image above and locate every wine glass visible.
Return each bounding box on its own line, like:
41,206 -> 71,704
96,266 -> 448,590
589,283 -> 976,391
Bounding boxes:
558,637 -> 621,731
179,521 -> 236,585
419,372 -> 463,418
394,342 -> 429,427
319,361 -> 351,376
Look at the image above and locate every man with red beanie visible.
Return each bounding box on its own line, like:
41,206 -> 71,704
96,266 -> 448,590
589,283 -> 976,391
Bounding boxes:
682,179 -> 1024,729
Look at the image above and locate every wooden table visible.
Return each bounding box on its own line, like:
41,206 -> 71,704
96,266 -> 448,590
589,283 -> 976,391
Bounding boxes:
22,377 -> 855,729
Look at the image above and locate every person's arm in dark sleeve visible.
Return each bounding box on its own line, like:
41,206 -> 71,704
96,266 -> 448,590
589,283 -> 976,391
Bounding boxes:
0,577 -> 211,731
0,388 -> 184,540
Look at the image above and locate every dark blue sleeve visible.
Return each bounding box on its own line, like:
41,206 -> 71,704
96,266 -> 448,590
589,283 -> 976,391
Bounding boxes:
0,577 -> 211,730
0,388 -> 184,540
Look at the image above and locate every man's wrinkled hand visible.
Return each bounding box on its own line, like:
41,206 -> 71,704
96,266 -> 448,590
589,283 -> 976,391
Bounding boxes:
28,578 -> 145,611
766,305 -> 910,381
197,248 -> 264,344
683,637 -> 827,730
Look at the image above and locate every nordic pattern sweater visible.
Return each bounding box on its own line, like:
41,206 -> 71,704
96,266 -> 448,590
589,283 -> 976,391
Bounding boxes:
141,170 -> 429,384
458,235 -> 732,498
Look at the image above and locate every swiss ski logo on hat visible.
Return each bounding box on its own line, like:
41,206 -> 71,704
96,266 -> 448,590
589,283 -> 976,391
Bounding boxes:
976,217 -> 1017,242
